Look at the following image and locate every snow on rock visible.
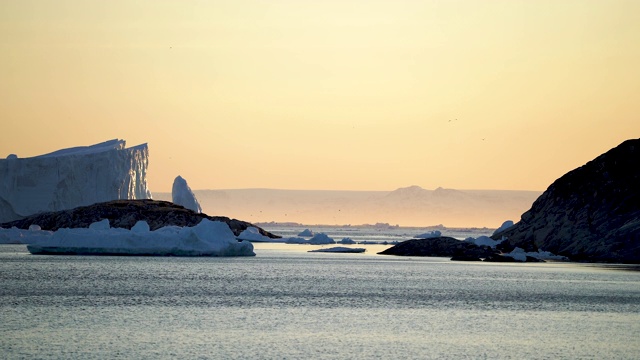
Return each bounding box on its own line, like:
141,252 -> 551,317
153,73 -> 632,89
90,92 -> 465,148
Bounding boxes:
171,176 -> 202,213
297,229 -> 314,237
338,237 -> 356,244
308,247 -> 366,253
415,230 -> 442,239
237,227 -> 274,242
0,139 -> 151,223
25,219 -> 255,256
493,220 -> 515,236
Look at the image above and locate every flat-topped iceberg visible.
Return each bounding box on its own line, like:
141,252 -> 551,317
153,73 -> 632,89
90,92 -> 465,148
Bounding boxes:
25,219 -> 255,256
1,139 -> 151,223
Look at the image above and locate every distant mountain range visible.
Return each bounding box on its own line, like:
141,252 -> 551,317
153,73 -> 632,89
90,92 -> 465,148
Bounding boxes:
153,186 -> 541,228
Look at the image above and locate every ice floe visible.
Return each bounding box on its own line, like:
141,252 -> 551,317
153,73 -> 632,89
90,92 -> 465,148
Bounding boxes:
21,219 -> 254,256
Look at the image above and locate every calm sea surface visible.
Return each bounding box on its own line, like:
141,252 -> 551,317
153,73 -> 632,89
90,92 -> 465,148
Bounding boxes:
1,235 -> 639,359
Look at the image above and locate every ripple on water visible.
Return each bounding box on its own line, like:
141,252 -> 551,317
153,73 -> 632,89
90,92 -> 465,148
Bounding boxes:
1,245 -> 639,359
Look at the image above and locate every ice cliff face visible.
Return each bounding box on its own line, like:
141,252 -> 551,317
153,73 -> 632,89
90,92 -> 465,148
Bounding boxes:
172,176 -> 202,213
0,139 -> 151,223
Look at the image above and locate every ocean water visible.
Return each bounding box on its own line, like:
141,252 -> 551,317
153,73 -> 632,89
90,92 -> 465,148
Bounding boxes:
262,225 -> 492,243
1,239 -> 639,359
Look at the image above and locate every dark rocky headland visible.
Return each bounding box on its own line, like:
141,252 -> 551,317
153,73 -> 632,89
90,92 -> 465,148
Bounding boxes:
378,237 -> 497,260
494,138 -> 640,263
380,138 -> 640,263
0,199 -> 279,239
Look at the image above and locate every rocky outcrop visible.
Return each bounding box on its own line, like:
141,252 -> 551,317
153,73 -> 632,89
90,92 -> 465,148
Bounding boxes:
494,139 -> 640,263
378,237 -> 497,258
0,199 -> 279,239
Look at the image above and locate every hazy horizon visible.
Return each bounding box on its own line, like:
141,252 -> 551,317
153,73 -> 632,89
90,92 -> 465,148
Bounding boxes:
154,187 -> 541,228
2,1 -> 639,193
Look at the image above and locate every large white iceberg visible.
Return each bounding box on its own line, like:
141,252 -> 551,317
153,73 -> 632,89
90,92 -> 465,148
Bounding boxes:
172,175 -> 202,213
25,219 -> 255,256
0,139 -> 151,223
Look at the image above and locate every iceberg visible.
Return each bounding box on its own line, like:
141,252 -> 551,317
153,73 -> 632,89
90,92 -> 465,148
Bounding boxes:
237,226 -> 274,242
0,139 -> 151,223
25,219 -> 255,256
308,233 -> 336,245
297,229 -> 314,237
415,230 -> 442,239
504,247 -> 569,262
172,175 -> 202,213
465,235 -> 503,248
492,220 -> 515,235
284,233 -> 336,245
338,237 -> 356,244
0,225 -> 53,244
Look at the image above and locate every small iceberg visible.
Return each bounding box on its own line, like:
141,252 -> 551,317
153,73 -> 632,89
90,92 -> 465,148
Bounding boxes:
297,229 -> 314,237
338,237 -> 356,244
492,220 -> 515,235
308,247 -> 366,253
414,230 -> 441,239
286,233 -> 335,245
237,226 -> 274,242
465,235 -> 503,248
503,247 -> 569,262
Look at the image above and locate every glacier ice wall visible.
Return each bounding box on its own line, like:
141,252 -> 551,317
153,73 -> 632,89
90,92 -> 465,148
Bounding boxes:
0,139 -> 151,223
172,175 -> 202,213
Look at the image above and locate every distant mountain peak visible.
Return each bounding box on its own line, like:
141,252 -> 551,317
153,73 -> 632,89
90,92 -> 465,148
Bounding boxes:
385,185 -> 429,199
394,185 -> 425,192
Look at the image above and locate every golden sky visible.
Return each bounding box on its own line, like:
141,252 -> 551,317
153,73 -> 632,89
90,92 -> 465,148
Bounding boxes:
2,0 -> 639,192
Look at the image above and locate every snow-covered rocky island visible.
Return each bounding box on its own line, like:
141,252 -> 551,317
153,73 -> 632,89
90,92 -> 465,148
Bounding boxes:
0,199 -> 278,256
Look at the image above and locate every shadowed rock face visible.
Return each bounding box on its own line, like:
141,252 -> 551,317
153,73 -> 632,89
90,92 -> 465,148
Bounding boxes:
0,199 -> 279,239
378,237 -> 497,258
494,139 -> 640,263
